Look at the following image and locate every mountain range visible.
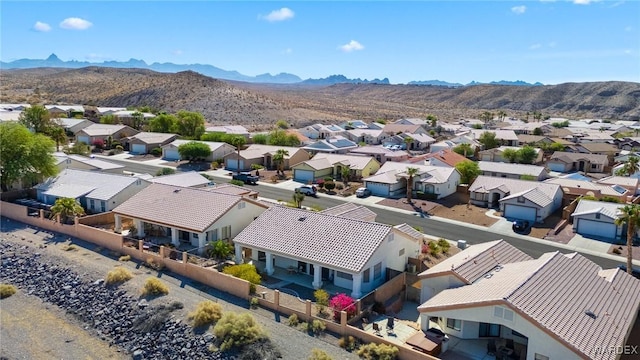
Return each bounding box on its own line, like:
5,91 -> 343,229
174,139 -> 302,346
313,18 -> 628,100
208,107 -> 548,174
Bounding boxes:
1,54 -> 542,86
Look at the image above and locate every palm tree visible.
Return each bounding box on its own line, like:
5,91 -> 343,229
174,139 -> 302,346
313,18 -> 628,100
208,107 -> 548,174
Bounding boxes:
47,126 -> 68,151
622,156 -> 640,177
614,204 -> 640,275
405,167 -> 419,204
230,137 -> 247,175
497,110 -> 507,122
341,166 -> 350,187
272,149 -> 289,176
50,197 -> 85,224
403,136 -> 413,151
292,191 -> 305,209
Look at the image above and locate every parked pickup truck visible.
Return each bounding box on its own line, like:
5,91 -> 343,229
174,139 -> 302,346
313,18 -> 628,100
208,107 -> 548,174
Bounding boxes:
232,172 -> 259,184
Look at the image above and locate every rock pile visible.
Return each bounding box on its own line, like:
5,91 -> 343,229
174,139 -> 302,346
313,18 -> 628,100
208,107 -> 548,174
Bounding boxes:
0,241 -> 224,359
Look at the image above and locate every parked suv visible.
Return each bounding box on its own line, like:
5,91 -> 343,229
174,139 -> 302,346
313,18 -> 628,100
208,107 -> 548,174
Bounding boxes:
295,185 -> 317,197
355,187 -> 371,198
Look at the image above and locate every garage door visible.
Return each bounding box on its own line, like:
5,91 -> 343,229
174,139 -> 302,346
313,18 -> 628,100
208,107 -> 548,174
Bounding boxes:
226,159 -> 244,171
364,182 -> 390,197
577,219 -> 617,239
77,136 -> 90,144
504,205 -> 537,222
547,163 -> 565,172
131,144 -> 147,155
294,169 -> 315,183
163,148 -> 180,160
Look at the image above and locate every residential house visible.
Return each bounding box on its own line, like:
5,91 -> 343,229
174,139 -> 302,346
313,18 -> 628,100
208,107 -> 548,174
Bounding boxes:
501,122 -> 552,135
348,146 -> 409,164
0,109 -> 22,122
469,176 -> 563,222
0,103 -> 30,111
564,129 -> 615,144
417,240 -> 640,360
381,124 -> 428,140
149,172 -> 213,188
438,123 -> 468,135
384,133 -> 435,151
203,183 -> 259,199
205,125 -> 251,140
54,153 -> 125,174
478,146 -> 543,164
124,132 -> 179,154
302,136 -> 359,154
319,203 -> 377,222
75,124 -> 140,145
232,206 -> 421,298
544,176 -> 631,205
596,176 -> 640,195
344,128 -> 384,145
478,161 -> 548,181
162,139 -> 236,162
292,153 -> 380,183
52,118 -> 93,135
339,120 -> 369,130
36,169 -> 150,214
46,105 -> 84,118
96,107 -> 127,116
112,184 -> 269,251
571,200 -> 631,241
516,134 -> 573,147
547,151 -> 609,173
393,118 -> 428,126
299,123 -> 345,139
613,137 -> 640,151
224,144 -> 310,172
284,129 -> 313,146
429,134 -> 480,155
363,161 -> 460,199
469,130 -> 519,147
111,110 -> 156,127
422,149 -> 470,168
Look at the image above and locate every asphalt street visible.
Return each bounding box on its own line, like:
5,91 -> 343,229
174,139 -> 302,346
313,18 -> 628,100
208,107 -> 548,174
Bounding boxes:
107,158 -> 624,269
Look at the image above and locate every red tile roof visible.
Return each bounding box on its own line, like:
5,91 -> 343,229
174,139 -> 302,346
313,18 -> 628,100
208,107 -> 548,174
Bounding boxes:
423,149 -> 469,167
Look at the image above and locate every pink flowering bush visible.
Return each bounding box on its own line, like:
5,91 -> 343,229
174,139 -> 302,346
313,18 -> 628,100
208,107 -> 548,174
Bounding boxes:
329,293 -> 356,321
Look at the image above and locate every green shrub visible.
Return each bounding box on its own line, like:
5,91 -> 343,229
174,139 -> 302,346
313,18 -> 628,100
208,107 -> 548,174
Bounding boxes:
105,267 -> 133,285
115,145 -> 124,153
310,319 -> 326,335
437,239 -> 451,254
0,284 -> 17,299
150,147 -> 162,156
213,312 -> 266,351
118,255 -> 131,262
336,184 -> 344,190
287,313 -> 299,326
357,343 -> 399,360
324,181 -> 336,192
309,348 -> 333,360
338,336 -> 359,352
211,161 -> 220,169
428,241 -> 440,256
314,289 -> 329,314
188,300 -> 223,327
156,168 -> 176,176
250,297 -> 260,308
142,277 -> 169,296
229,179 -> 245,186
223,264 -> 261,293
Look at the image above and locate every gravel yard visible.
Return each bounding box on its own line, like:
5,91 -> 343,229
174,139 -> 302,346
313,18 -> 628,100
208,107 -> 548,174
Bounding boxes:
0,217 -> 357,360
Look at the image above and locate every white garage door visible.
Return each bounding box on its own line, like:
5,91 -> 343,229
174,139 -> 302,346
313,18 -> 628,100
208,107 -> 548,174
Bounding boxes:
163,148 -> 180,160
577,219 -> 617,239
294,169 -> 315,183
77,136 -> 90,144
226,159 -> 244,171
504,205 -> 537,222
364,182 -> 390,197
131,144 -> 147,155
547,163 -> 565,172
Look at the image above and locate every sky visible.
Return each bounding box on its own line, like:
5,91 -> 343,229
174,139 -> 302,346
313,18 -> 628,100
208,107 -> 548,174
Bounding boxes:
1,0 -> 639,85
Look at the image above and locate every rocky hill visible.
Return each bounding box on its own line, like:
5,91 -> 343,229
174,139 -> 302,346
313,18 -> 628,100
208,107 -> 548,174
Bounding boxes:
1,67 -> 638,127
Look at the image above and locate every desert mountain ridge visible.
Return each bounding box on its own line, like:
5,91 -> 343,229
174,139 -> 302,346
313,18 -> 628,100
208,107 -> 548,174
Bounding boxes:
1,67 -> 638,128
2,53 -> 543,86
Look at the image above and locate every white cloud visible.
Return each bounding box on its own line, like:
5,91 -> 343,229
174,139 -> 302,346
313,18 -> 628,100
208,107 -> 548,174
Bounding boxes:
511,5 -> 527,14
172,50 -> 183,55
261,8 -> 294,22
573,0 -> 595,5
59,17 -> 93,30
33,21 -> 51,32
530,43 -> 542,50
339,40 -> 364,53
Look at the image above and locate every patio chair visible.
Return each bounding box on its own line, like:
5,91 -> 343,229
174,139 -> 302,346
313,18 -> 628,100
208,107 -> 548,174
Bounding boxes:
386,317 -> 395,335
372,323 -> 382,336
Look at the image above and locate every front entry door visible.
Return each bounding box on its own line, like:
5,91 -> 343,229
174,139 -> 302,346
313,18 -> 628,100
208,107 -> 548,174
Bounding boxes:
479,323 -> 500,337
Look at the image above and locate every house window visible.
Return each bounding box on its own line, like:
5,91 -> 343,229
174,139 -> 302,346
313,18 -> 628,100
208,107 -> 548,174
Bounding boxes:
446,318 -> 461,331
534,354 -> 549,360
494,306 -> 503,318
363,268 -> 370,283
591,164 -> 597,169
336,271 -> 352,280
517,196 -> 525,203
101,201 -> 106,212
503,309 -> 514,321
238,202 -> 246,209
258,251 -> 266,261
595,213 -> 601,219
494,306 -> 514,322
89,199 -> 95,210
374,262 -> 382,280
221,225 -> 231,239
398,248 -> 405,256
136,179 -> 142,186
211,229 -> 218,241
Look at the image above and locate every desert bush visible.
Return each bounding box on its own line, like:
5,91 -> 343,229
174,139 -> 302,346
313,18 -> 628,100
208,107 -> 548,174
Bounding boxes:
150,147 -> 162,156
613,247 -> 622,255
0,284 -> 17,299
108,150 -> 116,156
250,297 -> 260,309
336,184 -> 344,190
309,348 -> 333,360
156,168 -> 176,176
229,179 -> 245,186
63,244 -> 78,251
211,161 -> 220,169
310,319 -> 326,335
287,313 -> 299,326
105,267 -> 133,285
357,343 -> 399,360
324,181 -> 336,192
329,293 -> 356,321
437,239 -> 451,254
189,300 -> 223,327
213,312 -> 266,351
314,289 -> 329,314
223,264 -> 261,293
144,257 -> 165,271
297,321 -> 309,332
338,336 -> 359,352
142,277 -> 169,296
428,241 -> 440,256
118,255 -> 131,262
115,145 -> 124,153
